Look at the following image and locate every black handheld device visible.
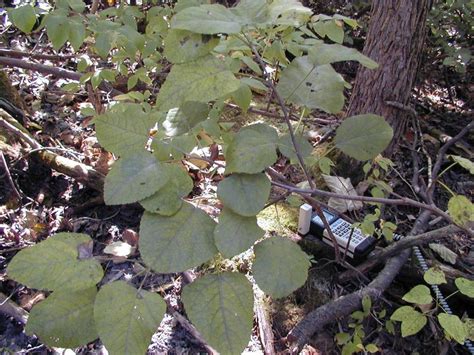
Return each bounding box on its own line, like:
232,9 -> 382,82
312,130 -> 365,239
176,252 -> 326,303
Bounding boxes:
298,204 -> 376,259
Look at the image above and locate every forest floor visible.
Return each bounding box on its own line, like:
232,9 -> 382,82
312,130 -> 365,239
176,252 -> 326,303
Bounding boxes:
0,24 -> 473,355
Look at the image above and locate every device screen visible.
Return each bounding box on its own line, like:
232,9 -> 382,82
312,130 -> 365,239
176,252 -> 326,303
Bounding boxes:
311,210 -> 338,227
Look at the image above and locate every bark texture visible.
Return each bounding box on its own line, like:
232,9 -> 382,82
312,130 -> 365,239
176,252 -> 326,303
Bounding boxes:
346,0 -> 433,153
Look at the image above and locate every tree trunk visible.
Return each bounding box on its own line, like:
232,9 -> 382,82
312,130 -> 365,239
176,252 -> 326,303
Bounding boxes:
346,0 -> 433,154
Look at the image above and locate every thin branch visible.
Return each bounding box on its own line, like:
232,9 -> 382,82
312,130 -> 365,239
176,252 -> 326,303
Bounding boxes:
225,103 -> 336,125
0,48 -> 78,61
338,225 -> 461,283
0,57 -> 122,96
0,56 -> 81,81
269,180 -> 464,232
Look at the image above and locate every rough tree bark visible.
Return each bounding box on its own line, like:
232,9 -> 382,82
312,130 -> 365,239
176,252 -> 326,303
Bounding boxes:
346,0 -> 433,154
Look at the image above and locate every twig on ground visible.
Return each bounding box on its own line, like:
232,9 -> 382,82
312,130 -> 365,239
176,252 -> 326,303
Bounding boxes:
338,225 -> 461,283
0,57 -> 122,96
0,151 -> 21,201
0,110 -> 105,191
254,285 -> 276,355
0,48 -> 77,61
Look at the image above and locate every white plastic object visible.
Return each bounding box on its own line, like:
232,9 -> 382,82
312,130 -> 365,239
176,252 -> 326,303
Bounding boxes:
298,203 -> 312,235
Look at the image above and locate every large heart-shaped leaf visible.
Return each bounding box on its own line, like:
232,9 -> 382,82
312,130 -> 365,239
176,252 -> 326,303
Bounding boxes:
252,237 -> 310,298
156,56 -> 240,111
164,29 -> 219,64
217,173 -> 271,217
26,287 -> 98,348
334,114 -> 393,161
139,203 -> 217,273
94,281 -> 166,354
140,164 -> 193,216
104,151 -> 170,205
171,4 -> 242,34
182,272 -> 253,354
277,56 -> 346,114
214,208 -> 264,258
7,233 -> 103,292
225,124 -> 278,174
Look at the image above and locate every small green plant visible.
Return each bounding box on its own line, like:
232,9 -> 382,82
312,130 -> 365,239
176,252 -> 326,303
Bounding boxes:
390,270 -> 474,345
335,295 -> 380,354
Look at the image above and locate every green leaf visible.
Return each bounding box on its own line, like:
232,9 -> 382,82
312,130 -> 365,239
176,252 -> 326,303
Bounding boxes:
402,285 -> 432,305
429,243 -> 457,265
26,287 -> 98,348
156,56 -> 240,111
182,272 -> 253,354
449,155 -> 474,175
214,208 -> 264,258
217,173 -> 271,217
423,267 -> 447,285
164,29 -> 219,64
276,56 -> 346,114
267,0 -> 312,27
162,101 -> 209,136
94,32 -> 115,58
9,5 -> 37,33
448,195 -> 474,226
104,152 -> 170,205
171,4 -> 242,34
66,0 -> 86,12
252,237 -> 310,298
318,157 -> 334,175
7,233 -> 103,292
336,332 -> 351,345
390,306 -> 427,337
45,12 -> 69,50
231,0 -> 269,25
94,281 -> 166,355
225,124 -> 278,174
455,278 -> 474,298
362,294 -> 372,314
140,164 -> 193,216
365,343 -> 379,353
334,114 -> 393,161
308,43 -> 378,69
139,203 -> 217,273
240,56 -> 263,75
95,104 -> 158,155
68,16 -> 86,51
323,20 -> 344,43
231,84 -> 252,113
277,133 -> 313,162
438,313 -> 468,344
